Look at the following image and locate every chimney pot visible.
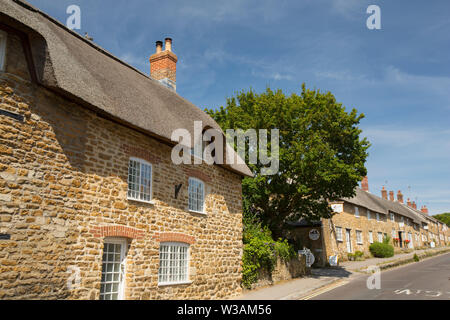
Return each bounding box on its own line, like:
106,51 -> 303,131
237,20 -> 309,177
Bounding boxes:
421,205 -> 429,215
389,190 -> 394,201
412,201 -> 417,209
361,176 -> 369,192
155,41 -> 163,53
165,37 -> 172,52
407,198 -> 411,207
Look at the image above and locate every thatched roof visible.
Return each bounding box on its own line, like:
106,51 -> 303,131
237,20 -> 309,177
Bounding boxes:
1,0 -> 252,177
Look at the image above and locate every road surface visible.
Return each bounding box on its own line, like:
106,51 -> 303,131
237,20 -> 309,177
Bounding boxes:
311,252 -> 450,300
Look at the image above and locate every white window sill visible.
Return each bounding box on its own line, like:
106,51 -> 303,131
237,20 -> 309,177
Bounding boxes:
357,242 -> 363,245
188,209 -> 207,215
158,280 -> 192,287
336,239 -> 343,242
127,197 -> 156,205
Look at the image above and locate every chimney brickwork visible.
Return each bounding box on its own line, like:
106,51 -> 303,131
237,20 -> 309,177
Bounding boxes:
397,190 -> 404,204
381,186 -> 387,200
421,205 -> 429,215
361,176 -> 369,192
150,38 -> 177,90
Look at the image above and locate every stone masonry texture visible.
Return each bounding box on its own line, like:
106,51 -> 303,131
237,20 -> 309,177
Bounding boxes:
0,31 -> 243,299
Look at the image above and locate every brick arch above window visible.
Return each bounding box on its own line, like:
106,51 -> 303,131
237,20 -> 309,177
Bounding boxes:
153,232 -> 196,245
183,168 -> 211,183
121,143 -> 161,164
90,225 -> 145,240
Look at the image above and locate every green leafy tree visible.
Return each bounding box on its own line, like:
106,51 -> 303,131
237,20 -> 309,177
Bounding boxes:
433,213 -> 450,226
206,84 -> 370,238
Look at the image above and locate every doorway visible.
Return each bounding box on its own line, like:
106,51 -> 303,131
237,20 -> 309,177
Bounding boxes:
346,229 -> 352,253
398,231 -> 403,248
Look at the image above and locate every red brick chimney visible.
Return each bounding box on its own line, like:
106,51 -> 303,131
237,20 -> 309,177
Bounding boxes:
149,38 -> 178,91
412,201 -> 417,209
389,190 -> 394,201
361,176 -> 369,192
397,190 -> 403,204
421,205 -> 429,215
381,186 -> 387,200
406,198 -> 411,207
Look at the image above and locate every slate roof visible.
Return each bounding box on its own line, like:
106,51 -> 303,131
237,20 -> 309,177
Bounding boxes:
339,188 -> 428,225
1,0 -> 252,177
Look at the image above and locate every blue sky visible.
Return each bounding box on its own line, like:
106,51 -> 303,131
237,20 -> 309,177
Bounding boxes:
28,0 -> 450,215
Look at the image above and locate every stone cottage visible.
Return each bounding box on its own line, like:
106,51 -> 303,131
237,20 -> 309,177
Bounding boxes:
0,0 -> 252,299
289,177 -> 449,266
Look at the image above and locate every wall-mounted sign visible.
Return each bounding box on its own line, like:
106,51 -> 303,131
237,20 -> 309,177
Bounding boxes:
331,203 -> 343,213
0,234 -> 11,240
309,229 -> 320,241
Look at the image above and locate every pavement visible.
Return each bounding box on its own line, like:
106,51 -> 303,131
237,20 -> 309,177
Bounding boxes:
234,267 -> 358,300
339,246 -> 450,272
233,246 -> 450,300
312,251 -> 450,300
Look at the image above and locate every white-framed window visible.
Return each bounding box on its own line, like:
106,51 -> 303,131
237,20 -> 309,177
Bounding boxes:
100,238 -> 127,300
367,210 -> 371,220
390,212 -> 395,221
127,158 -> 152,202
0,30 -> 6,71
354,206 -> 360,218
378,232 -> 383,242
158,242 -> 189,285
188,177 -> 205,213
392,229 -> 396,238
376,212 -> 380,222
335,227 -> 343,242
356,230 -> 363,244
369,231 -> 373,243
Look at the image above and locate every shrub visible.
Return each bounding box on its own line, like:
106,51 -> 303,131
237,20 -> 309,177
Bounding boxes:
413,253 -> 420,262
369,241 -> 394,258
354,251 -> 365,261
242,216 -> 296,289
354,251 -> 364,258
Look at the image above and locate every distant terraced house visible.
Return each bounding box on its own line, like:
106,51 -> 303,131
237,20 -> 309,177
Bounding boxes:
289,177 -> 449,266
0,0 -> 251,299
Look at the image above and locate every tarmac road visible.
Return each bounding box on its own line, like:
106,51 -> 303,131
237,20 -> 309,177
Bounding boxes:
311,252 -> 450,300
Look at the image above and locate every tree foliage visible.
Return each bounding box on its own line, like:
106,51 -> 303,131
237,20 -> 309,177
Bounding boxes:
433,213 -> 450,226
206,84 -> 370,237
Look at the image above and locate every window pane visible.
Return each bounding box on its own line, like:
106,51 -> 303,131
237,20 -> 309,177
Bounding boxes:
158,243 -> 189,284
188,178 -> 204,212
128,159 -> 152,201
